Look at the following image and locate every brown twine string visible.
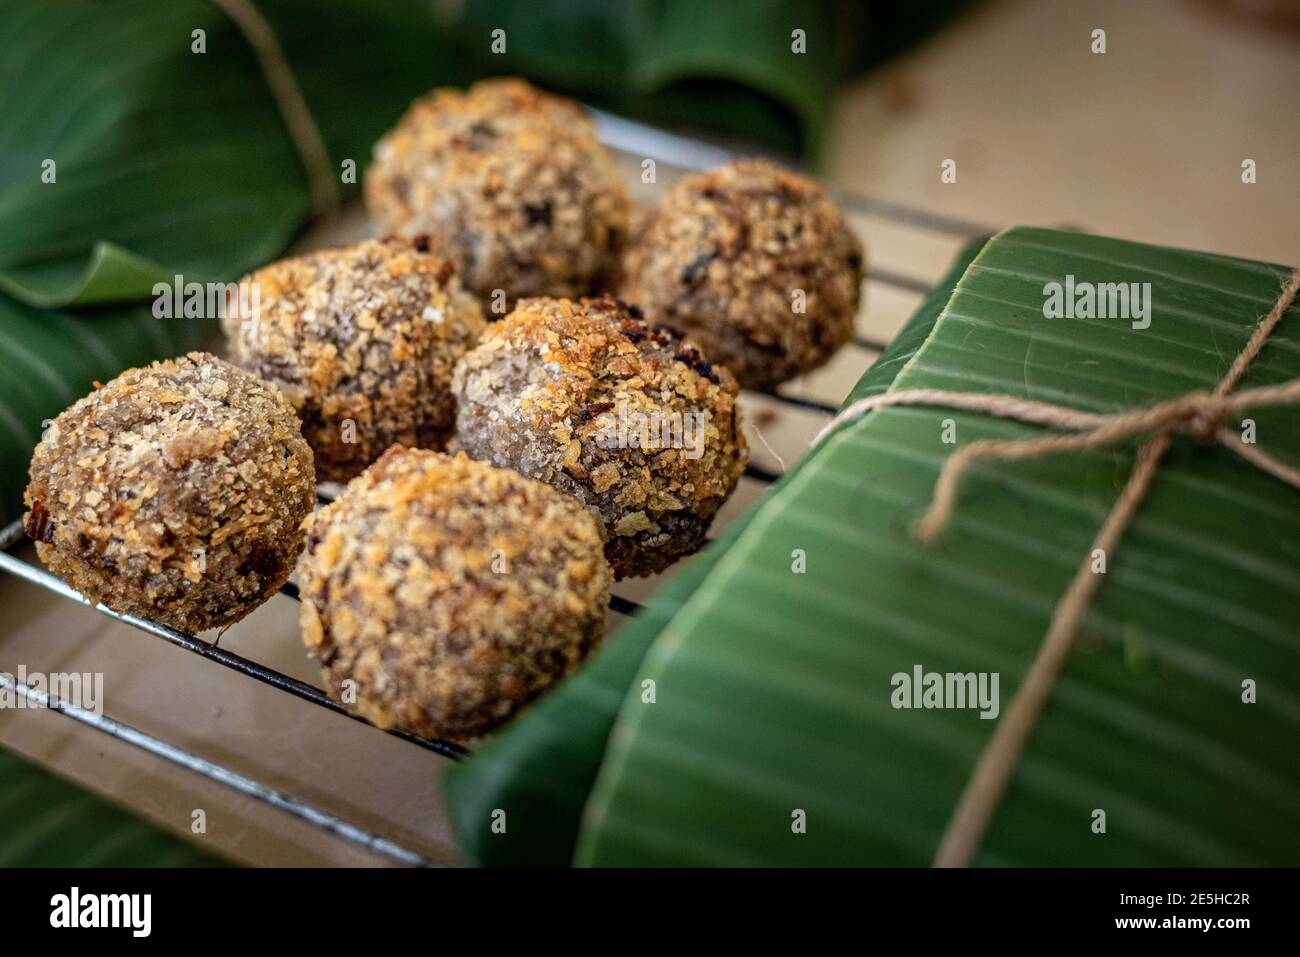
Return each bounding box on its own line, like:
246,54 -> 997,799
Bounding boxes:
211,0 -> 340,218
810,264 -> 1300,867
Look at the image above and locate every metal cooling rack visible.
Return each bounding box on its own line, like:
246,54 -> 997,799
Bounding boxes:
0,111 -> 994,867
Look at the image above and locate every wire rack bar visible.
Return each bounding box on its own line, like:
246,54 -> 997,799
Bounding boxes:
0,529 -> 464,759
768,393 -> 838,415
865,268 -> 941,295
1,514 -> 653,754
744,463 -> 783,485
0,518 -> 22,551
609,594 -> 643,616
0,672 -> 432,867
278,573 -> 643,617
591,107 -> 998,239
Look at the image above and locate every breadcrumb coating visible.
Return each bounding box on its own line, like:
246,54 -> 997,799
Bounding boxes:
297,447 -> 611,741
24,353 -> 315,634
451,296 -> 748,578
364,78 -> 629,306
622,158 -> 863,390
223,237 -> 485,483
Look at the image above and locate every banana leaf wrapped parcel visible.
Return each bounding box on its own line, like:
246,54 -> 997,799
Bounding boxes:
449,226 -> 1300,867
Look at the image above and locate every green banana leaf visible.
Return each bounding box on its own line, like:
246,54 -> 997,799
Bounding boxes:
571,227 -> 1300,865
0,746 -> 229,866
0,0 -> 465,308
443,241 -> 988,866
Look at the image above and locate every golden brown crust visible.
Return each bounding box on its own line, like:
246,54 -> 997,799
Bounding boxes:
622,158 -> 863,390
364,78 -> 629,306
451,296 -> 748,577
297,447 -> 611,742
223,237 -> 485,482
24,353 -> 316,634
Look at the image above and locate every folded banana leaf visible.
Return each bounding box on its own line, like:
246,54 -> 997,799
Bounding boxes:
448,227 -> 1300,866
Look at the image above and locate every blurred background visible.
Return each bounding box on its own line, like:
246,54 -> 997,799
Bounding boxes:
820,0 -> 1300,265
434,0 -> 1300,263
1,0 -> 1297,866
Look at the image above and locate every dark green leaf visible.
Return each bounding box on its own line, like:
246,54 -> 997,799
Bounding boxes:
0,0 -> 464,307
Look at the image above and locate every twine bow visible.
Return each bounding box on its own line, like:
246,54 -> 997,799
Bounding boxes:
811,264 -> 1300,867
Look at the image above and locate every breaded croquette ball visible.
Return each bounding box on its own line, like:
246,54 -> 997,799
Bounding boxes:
451,296 -> 748,578
24,353 -> 315,634
622,158 -> 863,390
364,78 -> 629,307
223,237 -> 485,482
297,447 -> 611,741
